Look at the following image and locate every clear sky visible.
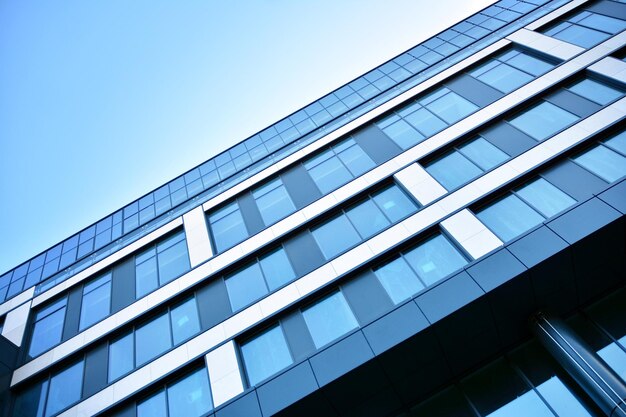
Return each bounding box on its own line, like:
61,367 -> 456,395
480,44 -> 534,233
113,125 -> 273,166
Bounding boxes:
0,0 -> 496,275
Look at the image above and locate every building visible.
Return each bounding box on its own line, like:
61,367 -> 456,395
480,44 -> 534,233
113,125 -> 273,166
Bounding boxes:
1,0 -> 626,415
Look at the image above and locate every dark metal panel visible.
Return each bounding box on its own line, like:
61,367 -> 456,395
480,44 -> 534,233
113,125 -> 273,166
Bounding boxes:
547,198 -> 621,245
466,248 -> 527,292
62,287 -> 83,342
598,179 -> 626,215
541,160 -> 609,201
215,391 -> 262,417
352,125 -> 402,165
256,361 -> 319,417
283,232 -> 325,277
111,258 -> 136,313
545,89 -> 600,118
280,165 -> 323,209
445,73 -> 504,107
83,343 -> 108,398
237,192 -> 265,235
197,278 -> 232,331
341,271 -> 393,325
281,311 -> 316,362
480,122 -> 536,157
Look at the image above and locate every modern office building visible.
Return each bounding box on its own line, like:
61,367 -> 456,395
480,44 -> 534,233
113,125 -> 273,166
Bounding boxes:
1,0 -> 626,415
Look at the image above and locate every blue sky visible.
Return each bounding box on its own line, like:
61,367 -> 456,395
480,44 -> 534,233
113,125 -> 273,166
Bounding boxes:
0,0 -> 495,274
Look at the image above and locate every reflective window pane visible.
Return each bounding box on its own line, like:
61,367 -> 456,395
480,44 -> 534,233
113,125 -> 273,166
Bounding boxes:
380,118 -> 425,149
311,215 -> 361,259
242,326 -> 293,386
372,185 -> 417,222
302,292 -> 359,348
109,333 -> 134,382
459,137 -> 508,171
157,240 -> 190,285
170,299 -> 201,345
136,313 -> 172,366
167,368 -> 213,417
404,107 -> 447,136
516,178 -> 576,218
259,249 -> 296,291
306,153 -> 352,194
474,62 -> 533,93
568,79 -> 622,105
346,199 -> 389,239
29,299 -> 67,357
79,273 -> 111,330
136,257 -> 158,298
403,234 -> 468,285
477,194 -> 544,242
225,263 -> 268,312
209,203 -> 249,252
574,145 -> 626,182
45,361 -> 84,417
337,143 -> 375,176
424,91 -> 478,124
374,256 -> 424,304
605,131 -> 626,155
509,102 -> 578,141
426,151 -> 483,190
537,376 -> 594,417
138,390 -> 167,417
253,179 -> 296,226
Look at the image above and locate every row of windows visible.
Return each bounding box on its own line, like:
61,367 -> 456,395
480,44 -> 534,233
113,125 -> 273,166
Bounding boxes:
475,130 -> 626,242
424,78 -> 624,192
542,8 -> 626,48
0,0 -> 545,305
27,231 -> 191,359
239,232 -> 469,387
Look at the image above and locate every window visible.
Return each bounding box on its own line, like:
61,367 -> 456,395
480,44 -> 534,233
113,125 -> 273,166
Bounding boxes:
137,368 -> 213,417
374,256 -> 425,304
568,79 -> 623,105
225,248 -> 296,311
470,49 -> 553,93
304,138 -> 375,194
45,360 -> 85,417
312,185 -> 417,259
574,140 -> 626,183
170,298 -> 200,345
136,313 -> 172,366
543,11 -> 626,48
403,234 -> 468,286
252,178 -> 296,226
135,231 -> 191,298
241,325 -> 293,386
508,101 -> 578,141
79,272 -> 111,330
377,87 -> 478,150
208,202 -> 249,253
109,333 -> 134,382
476,178 -> 576,242
29,298 -> 67,357
302,292 -> 359,349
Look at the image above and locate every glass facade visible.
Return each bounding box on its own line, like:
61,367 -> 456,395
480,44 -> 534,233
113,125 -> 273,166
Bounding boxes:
543,10 -> 626,48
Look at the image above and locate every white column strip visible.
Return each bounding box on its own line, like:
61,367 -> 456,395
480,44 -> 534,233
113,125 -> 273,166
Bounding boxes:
507,28 -> 584,61
394,163 -> 447,206
441,209 -> 502,260
183,207 -> 213,268
1,301 -> 32,347
588,57 -> 626,85
205,341 -> 245,408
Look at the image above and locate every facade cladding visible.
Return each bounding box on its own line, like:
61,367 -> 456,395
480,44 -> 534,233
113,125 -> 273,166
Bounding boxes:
1,0 -> 626,416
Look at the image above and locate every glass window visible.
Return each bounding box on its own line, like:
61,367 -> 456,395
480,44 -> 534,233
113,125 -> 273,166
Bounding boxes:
45,361 -> 84,417
170,299 -> 200,345
574,144 -> 626,182
252,179 -> 296,226
372,185 -> 418,222
472,60 -> 533,93
422,90 -> 478,124
109,333 -> 134,382
605,131 -> 626,155
29,298 -> 67,357
403,234 -> 468,285
426,151 -> 483,190
515,178 -> 576,218
167,368 -> 213,417
304,139 -> 375,194
568,79 -> 622,105
225,263 -> 268,312
477,194 -> 544,242
374,256 -> 424,304
138,391 -> 167,417
311,214 -> 361,259
345,199 -> 390,239
404,107 -> 448,136
509,101 -> 578,141
302,292 -> 359,349
259,248 -> 296,291
136,253 -> 158,298
378,116 -> 425,149
79,272 -> 111,330
241,326 -> 293,386
458,137 -> 508,171
157,233 -> 191,285
209,202 -> 249,253
136,313 -> 172,366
